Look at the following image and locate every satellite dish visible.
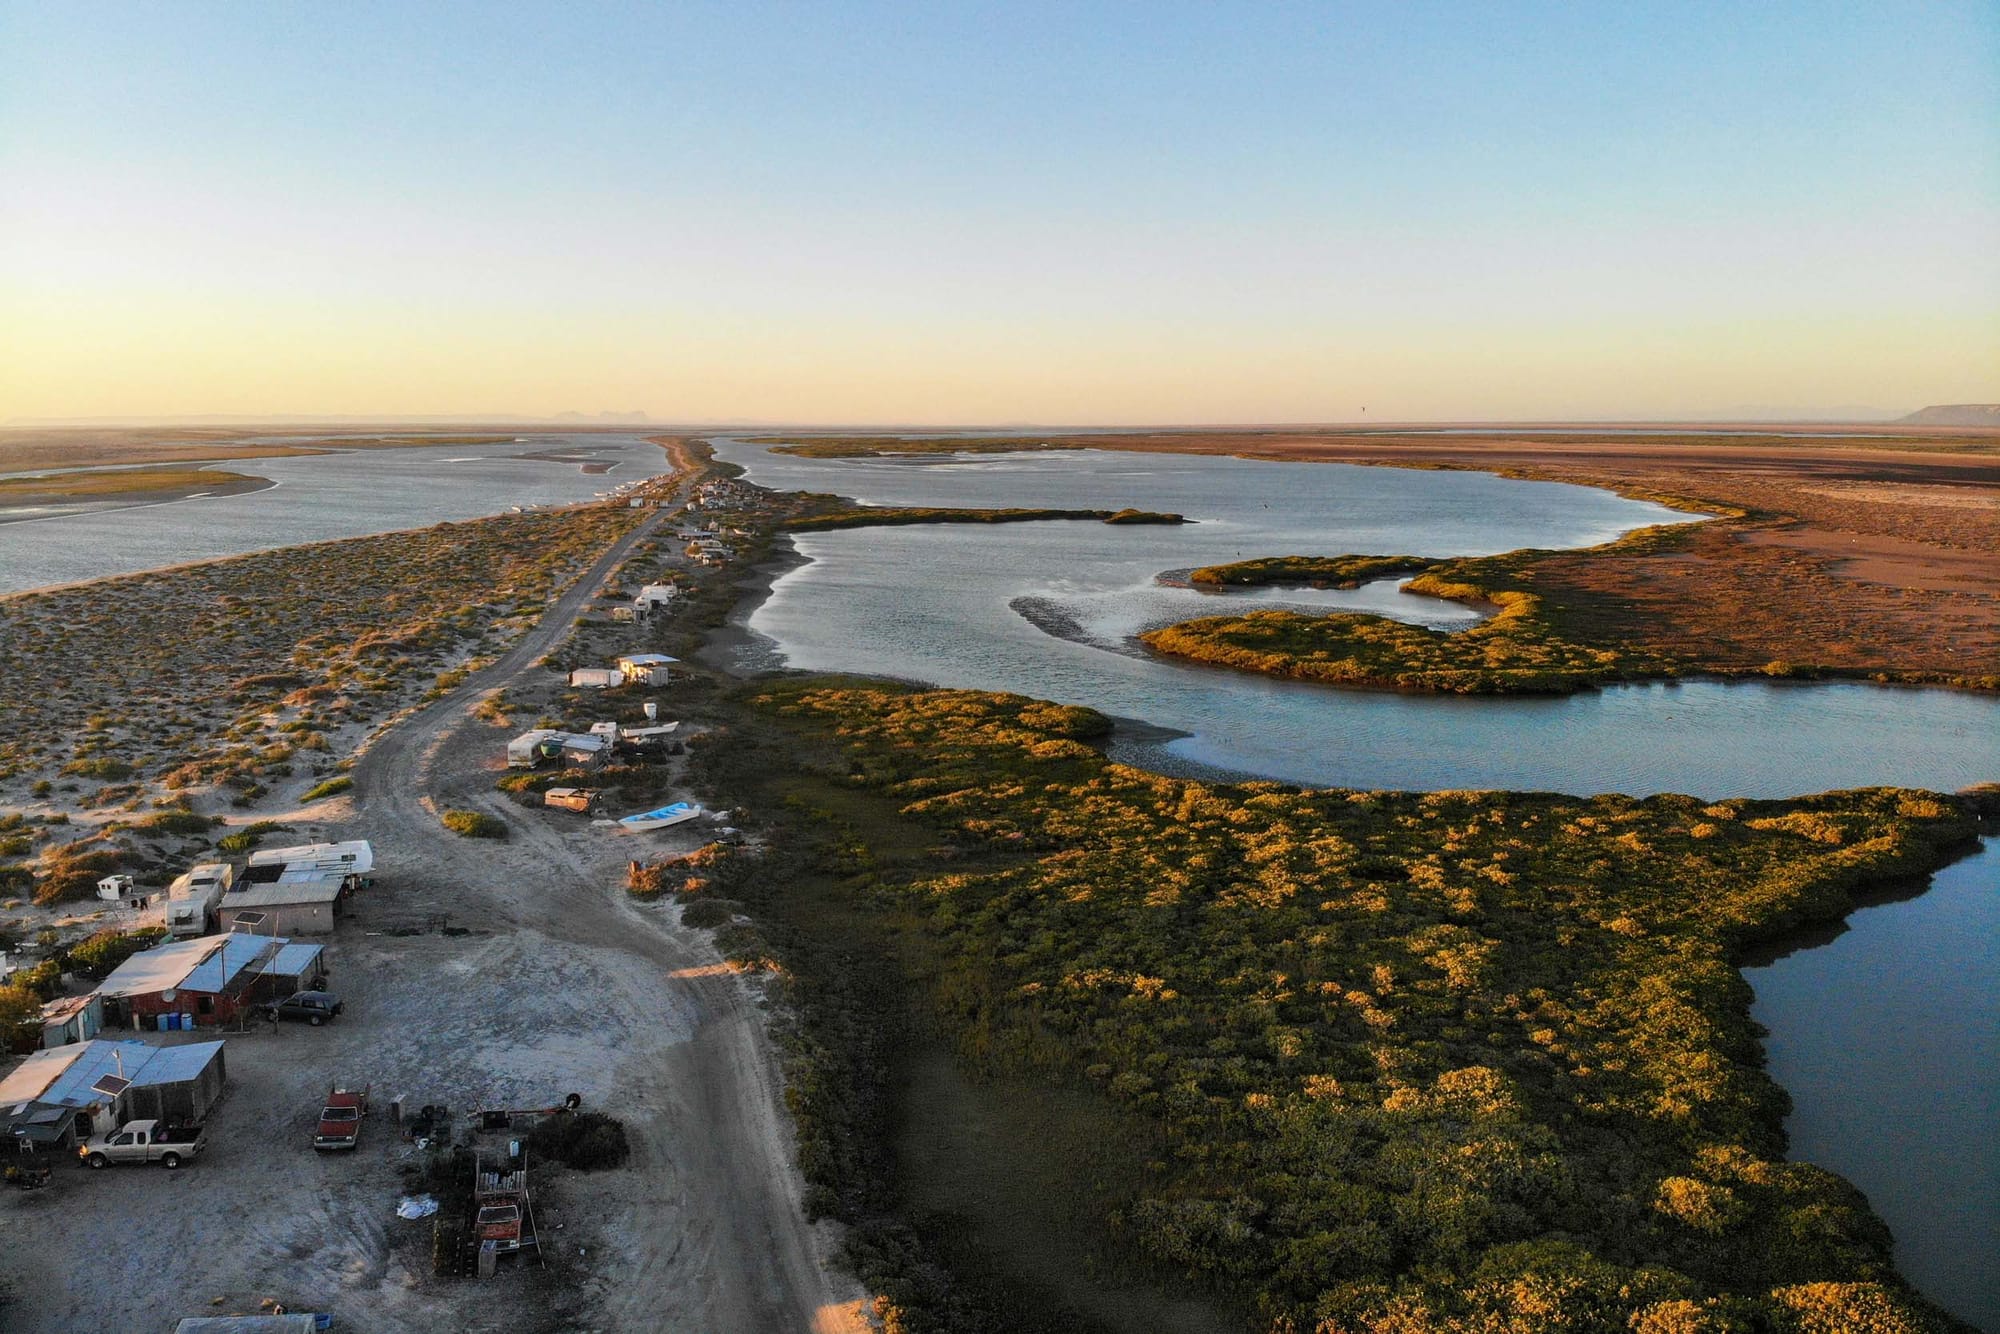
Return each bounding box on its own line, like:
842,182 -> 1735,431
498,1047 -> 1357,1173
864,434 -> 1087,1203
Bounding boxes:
160,990 -> 177,1002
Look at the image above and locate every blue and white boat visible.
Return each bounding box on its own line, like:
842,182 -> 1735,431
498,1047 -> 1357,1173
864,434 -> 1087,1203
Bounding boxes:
615,802 -> 704,833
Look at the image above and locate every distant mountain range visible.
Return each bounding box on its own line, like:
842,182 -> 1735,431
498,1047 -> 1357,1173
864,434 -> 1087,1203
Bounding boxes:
1896,404 -> 2000,426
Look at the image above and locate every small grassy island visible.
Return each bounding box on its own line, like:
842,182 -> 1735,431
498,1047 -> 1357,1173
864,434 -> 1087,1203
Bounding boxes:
788,505 -> 1186,532
0,465 -> 272,517
1152,545 -> 1687,694
1188,555 -> 1439,588
759,435 -> 1087,459
721,681 -> 1976,1332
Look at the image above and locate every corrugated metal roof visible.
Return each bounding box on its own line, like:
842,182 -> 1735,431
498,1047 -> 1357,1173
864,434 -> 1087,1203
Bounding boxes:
39,994 -> 96,1023
172,1315 -> 318,1333
0,1047 -> 89,1106
269,943 -> 324,976
616,653 -> 679,666
137,1041 -> 226,1085
97,936 -> 227,998
181,935 -> 280,993
0,1039 -> 223,1107
222,876 -> 344,909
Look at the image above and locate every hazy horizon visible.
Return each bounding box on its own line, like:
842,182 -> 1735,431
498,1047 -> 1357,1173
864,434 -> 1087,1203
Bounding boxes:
3,2 -> 1996,423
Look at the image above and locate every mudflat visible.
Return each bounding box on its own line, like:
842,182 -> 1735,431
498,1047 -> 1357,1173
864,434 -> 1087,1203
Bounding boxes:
0,465 -> 273,522
0,425 -> 538,474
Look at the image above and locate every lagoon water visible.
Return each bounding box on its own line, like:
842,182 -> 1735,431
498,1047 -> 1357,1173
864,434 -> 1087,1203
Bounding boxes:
714,437 -> 2000,800
715,436 -> 2000,1328
0,433 -> 669,594
1748,839 -> 2000,1332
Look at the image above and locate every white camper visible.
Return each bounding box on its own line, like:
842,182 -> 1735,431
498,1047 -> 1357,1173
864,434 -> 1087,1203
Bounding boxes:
165,863 -> 236,938
507,729 -> 562,768
246,840 -> 374,879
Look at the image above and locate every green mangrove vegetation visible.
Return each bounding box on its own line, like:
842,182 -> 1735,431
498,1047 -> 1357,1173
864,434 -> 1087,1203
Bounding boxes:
1188,556 -> 1438,588
788,506 -> 1186,532
758,436 -> 1086,459
726,680 -> 1974,1332
1146,531 -> 1713,694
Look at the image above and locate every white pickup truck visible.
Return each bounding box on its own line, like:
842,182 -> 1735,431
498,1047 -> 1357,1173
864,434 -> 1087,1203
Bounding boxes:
78,1119 -> 207,1170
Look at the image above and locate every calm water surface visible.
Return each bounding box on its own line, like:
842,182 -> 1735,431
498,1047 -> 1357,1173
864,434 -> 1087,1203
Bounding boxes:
1748,839 -> 1999,1332
714,437 -> 1999,799
0,433 -> 668,594
714,437 -> 2000,1327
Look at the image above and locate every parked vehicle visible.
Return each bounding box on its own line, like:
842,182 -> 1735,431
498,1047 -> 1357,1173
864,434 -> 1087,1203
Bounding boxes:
165,862 -> 235,938
259,991 -> 344,1026
78,1119 -> 206,1170
474,1150 -> 530,1252
314,1085 -> 369,1152
476,1199 -> 523,1252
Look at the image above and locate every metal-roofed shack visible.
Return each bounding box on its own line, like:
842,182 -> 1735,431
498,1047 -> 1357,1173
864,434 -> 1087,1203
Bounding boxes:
38,993 -> 103,1049
0,1037 -> 227,1127
614,652 -> 678,685
97,935 -> 286,1027
217,867 -> 350,937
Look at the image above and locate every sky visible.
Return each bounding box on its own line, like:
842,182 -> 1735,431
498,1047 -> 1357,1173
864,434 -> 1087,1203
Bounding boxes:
2,2 -> 1996,425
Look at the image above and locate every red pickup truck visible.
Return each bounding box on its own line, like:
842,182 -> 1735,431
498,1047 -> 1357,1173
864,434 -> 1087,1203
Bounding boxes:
313,1084 -> 369,1152
475,1152 -> 529,1252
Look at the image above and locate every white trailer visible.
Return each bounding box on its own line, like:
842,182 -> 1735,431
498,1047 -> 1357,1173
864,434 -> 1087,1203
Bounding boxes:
246,840 -> 374,879
508,729 -> 562,768
165,863 -> 235,938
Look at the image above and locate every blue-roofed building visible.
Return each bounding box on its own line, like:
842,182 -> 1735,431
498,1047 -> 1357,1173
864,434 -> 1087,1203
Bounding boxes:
95,933 -> 304,1028
0,1037 -> 227,1129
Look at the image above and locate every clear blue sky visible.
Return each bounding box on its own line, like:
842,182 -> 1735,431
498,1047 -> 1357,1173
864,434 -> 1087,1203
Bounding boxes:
2,2 -> 1995,422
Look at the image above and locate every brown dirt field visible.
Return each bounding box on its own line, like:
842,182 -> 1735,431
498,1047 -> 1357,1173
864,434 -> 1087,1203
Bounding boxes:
1022,428 -> 2000,686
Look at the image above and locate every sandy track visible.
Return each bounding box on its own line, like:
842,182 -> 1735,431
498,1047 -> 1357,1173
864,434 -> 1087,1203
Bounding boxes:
0,498 -> 867,1332
344,503 -> 867,1331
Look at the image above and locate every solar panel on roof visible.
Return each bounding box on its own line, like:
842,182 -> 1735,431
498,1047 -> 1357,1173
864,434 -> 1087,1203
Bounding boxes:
91,1073 -> 131,1098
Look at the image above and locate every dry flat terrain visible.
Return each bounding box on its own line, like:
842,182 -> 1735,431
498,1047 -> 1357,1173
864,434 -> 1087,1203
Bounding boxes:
0,469 -> 866,1332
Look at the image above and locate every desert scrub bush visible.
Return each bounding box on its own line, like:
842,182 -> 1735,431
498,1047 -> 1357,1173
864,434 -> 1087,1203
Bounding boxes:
59,757 -> 134,781
750,681 -> 1976,1330
29,839 -> 137,906
528,1112 -> 630,1170
678,898 -> 737,929
441,809 -> 507,839
215,821 -> 285,855
0,503 -> 646,795
140,810 -> 218,836
302,776 -> 352,800
65,926 -> 168,980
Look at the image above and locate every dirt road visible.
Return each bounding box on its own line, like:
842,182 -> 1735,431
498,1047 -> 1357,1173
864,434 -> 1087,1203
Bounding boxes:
346,502 -> 869,1331
0,496 -> 868,1332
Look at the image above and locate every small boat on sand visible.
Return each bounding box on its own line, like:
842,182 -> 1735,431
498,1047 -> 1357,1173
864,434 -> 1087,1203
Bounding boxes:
615,802 -> 704,833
